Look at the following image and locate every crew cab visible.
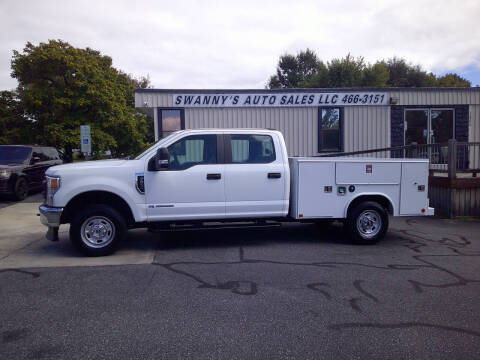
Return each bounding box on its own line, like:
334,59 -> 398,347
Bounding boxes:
39,129 -> 434,256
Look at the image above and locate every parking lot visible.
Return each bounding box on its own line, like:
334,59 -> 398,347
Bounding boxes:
1,194 -> 480,359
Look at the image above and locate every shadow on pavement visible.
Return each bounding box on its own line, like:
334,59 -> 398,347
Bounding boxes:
0,191 -> 44,209
138,222 -> 352,251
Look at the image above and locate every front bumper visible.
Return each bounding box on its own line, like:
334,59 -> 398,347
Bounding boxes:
39,204 -> 63,227
0,178 -> 11,194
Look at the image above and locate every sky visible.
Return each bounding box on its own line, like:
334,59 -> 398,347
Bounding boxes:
1,0 -> 479,90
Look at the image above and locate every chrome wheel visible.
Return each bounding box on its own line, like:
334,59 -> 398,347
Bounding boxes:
356,210 -> 382,239
80,216 -> 115,248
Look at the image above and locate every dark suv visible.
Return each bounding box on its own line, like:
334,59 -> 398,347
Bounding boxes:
0,145 -> 63,200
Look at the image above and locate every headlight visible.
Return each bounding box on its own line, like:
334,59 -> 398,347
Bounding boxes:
45,175 -> 61,206
0,169 -> 11,179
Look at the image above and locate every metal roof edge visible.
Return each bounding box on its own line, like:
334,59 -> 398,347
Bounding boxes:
135,87 -> 480,94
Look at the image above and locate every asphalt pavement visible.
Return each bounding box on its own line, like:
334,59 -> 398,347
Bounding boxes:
0,195 -> 479,359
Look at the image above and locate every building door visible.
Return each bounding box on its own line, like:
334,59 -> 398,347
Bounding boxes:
405,109 -> 428,146
405,109 -> 454,164
405,109 -> 454,145
431,109 -> 454,144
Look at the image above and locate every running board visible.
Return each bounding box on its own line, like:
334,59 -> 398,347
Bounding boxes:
148,221 -> 281,233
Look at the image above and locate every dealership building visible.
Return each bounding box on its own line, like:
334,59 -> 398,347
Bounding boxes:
135,88 -> 480,157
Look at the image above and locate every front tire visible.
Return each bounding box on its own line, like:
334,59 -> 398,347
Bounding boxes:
346,201 -> 388,245
14,177 -> 29,201
70,204 -> 126,256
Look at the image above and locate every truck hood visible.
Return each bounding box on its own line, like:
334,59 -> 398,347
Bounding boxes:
46,159 -> 130,175
0,163 -> 24,171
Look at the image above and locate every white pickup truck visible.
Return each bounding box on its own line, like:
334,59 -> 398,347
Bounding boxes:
39,129 -> 434,256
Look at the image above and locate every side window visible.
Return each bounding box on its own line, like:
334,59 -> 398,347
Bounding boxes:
230,135 -> 275,164
39,148 -> 50,161
42,148 -> 52,161
46,148 -> 60,160
167,135 -> 217,170
31,150 -> 44,163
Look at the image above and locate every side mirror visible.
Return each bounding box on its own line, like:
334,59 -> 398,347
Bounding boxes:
155,147 -> 169,171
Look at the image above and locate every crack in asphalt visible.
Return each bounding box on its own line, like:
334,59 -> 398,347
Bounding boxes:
0,268 -> 40,278
1,222 -> 478,338
353,280 -> 379,303
151,227 -> 480,327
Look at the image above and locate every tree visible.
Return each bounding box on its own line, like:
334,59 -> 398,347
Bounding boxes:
301,62 -> 329,88
326,54 -> 365,87
10,40 -> 153,161
362,61 -> 389,87
0,90 -> 33,145
436,73 -> 471,87
386,57 -> 436,87
267,49 -> 326,88
267,50 -> 472,89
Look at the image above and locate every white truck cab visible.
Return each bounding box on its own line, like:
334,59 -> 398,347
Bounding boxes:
39,129 -> 433,256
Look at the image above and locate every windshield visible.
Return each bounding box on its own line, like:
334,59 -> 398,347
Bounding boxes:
0,146 -> 32,165
134,132 -> 180,160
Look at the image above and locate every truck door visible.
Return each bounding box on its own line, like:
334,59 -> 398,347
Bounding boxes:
224,133 -> 286,218
27,148 -> 47,188
400,162 -> 429,215
144,134 -> 226,221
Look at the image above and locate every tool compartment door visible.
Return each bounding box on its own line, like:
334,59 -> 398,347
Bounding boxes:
296,161 -> 337,217
400,162 -> 428,215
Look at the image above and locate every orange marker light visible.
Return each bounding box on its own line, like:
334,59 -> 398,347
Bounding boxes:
299,214 -> 303,218
50,178 -> 59,189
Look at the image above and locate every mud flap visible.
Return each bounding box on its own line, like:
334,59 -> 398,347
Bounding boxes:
46,227 -> 59,242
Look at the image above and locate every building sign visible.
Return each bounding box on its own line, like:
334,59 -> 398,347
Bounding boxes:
173,92 -> 388,107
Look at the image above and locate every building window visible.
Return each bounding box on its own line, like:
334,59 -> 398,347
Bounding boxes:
318,107 -> 343,152
158,108 -> 185,139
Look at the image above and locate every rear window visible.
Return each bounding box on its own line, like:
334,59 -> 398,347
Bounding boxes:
230,135 -> 275,164
0,146 -> 32,165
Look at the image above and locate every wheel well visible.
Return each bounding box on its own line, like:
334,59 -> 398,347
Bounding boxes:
347,195 -> 394,217
61,191 -> 135,227
9,174 -> 26,190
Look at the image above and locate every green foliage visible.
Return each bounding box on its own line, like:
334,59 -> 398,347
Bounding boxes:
326,54 -> 365,87
0,90 -> 34,145
385,57 -> 437,87
267,50 -> 471,89
362,61 -> 389,87
268,49 -> 328,88
436,73 -> 471,87
9,40 -> 153,161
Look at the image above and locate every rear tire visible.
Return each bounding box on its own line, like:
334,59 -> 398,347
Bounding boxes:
346,201 -> 388,245
14,177 -> 29,201
70,204 -> 126,256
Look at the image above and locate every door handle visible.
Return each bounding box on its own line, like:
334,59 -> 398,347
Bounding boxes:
268,172 -> 281,179
207,173 -> 221,180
